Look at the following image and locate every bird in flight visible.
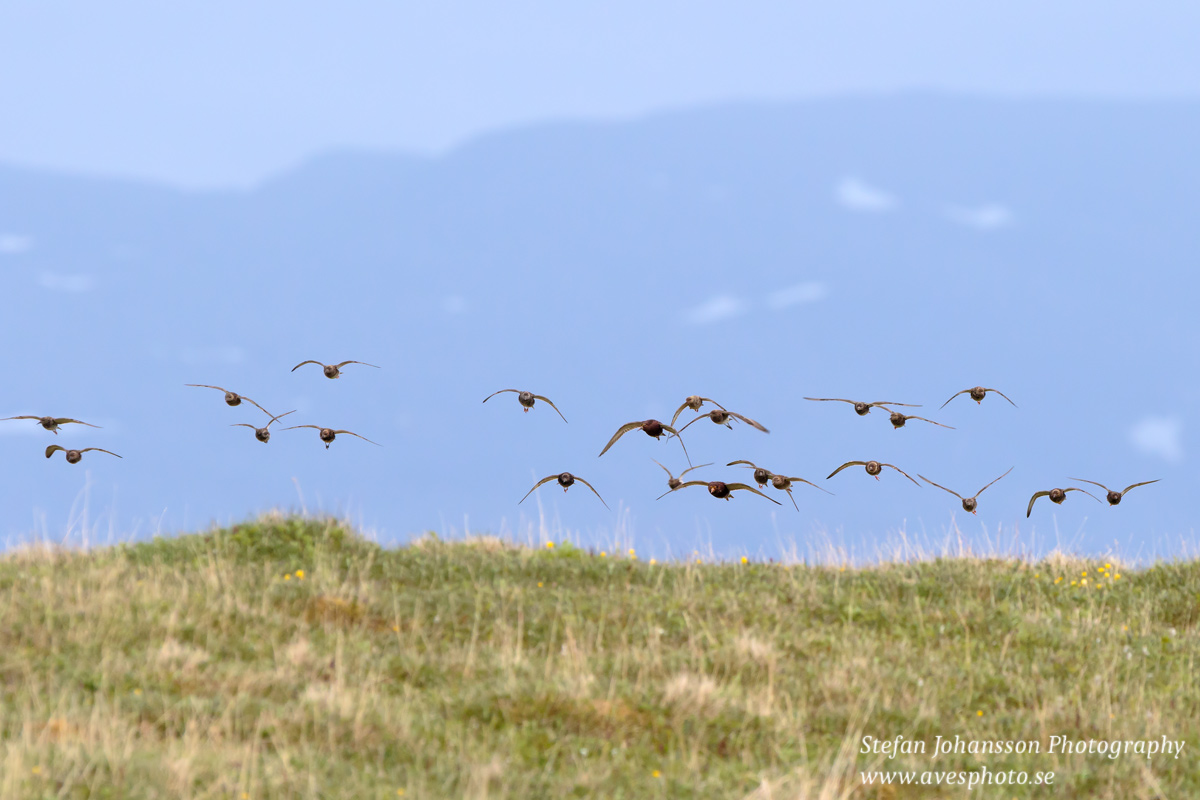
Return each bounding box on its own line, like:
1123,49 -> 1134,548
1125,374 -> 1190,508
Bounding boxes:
45,445 -> 122,464
919,467 -> 1014,514
827,460 -> 920,485
804,397 -> 920,416
185,384 -> 269,414
482,389 -> 567,422
231,410 -> 295,443
2,416 -> 100,435
887,412 -> 954,430
598,419 -> 690,464
940,386 -> 1017,409
675,408 -> 769,435
660,480 -> 781,505
282,425 -> 380,449
669,395 -> 727,427
653,459 -> 713,500
291,360 -> 380,379
766,473 -> 833,511
519,472 -> 608,509
727,459 -> 774,488
1067,477 -> 1160,507
1026,486 -> 1101,517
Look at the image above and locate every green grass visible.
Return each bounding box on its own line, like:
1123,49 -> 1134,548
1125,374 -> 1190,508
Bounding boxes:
1,512 -> 1197,798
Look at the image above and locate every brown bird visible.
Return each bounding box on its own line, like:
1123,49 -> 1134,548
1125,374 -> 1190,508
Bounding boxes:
663,480 -> 781,505
231,410 -> 295,443
2,416 -> 101,435
482,389 -> 567,422
281,425 -> 380,449
45,445 -> 122,464
653,459 -> 714,500
598,419 -> 690,464
291,360 -> 380,379
827,460 -> 920,485
185,384 -> 269,414
768,474 -> 834,511
676,408 -> 769,434
519,472 -> 608,509
727,459 -> 774,488
669,395 -> 728,427
1026,487 -> 1102,517
919,467 -> 1014,514
1067,478 -> 1160,507
888,412 -> 955,430
940,386 -> 1017,409
804,398 -> 920,416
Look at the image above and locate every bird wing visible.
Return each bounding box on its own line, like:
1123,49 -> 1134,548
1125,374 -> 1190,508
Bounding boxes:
482,389 -> 519,403
700,397 -> 727,411
871,401 -> 921,408
974,467 -> 1014,498
1065,487 -> 1103,503
905,415 -> 955,430
333,430 -> 382,446
266,410 -> 297,426
335,360 -> 380,369
727,484 -> 782,505
664,480 -> 710,496
532,395 -> 568,423
230,423 -> 258,429
727,459 -> 759,468
651,459 -> 674,480
1120,479 -> 1160,496
185,384 -> 227,392
80,448 -> 122,458
803,397 -> 853,404
53,418 -> 100,428
45,445 -> 65,458
827,461 -> 867,480
984,388 -> 1018,407
784,477 -> 834,496
679,462 -> 713,477
291,360 -> 323,372
919,475 -> 963,499
939,389 -> 971,410
1068,477 -> 1111,493
674,414 -> 707,434
778,486 -> 800,511
238,396 -> 271,415
728,411 -> 769,433
882,464 -> 921,486
1026,491 -> 1050,517
518,475 -> 560,505
662,423 -> 691,466
669,400 -> 691,428
571,476 -> 610,510
598,422 -> 642,457
2,416 -> 41,422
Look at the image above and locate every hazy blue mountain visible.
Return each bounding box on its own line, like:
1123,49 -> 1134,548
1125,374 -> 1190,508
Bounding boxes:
2,93 -> 1195,559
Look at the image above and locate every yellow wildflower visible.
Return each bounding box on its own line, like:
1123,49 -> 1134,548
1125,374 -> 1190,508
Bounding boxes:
296,569 -> 305,580
741,556 -> 749,564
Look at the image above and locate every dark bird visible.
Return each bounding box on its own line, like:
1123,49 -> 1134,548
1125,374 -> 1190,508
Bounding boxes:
827,460 -> 920,485
663,480 -> 781,505
1067,477 -> 1160,507
768,474 -> 834,511
282,425 -> 380,449
185,384 -> 269,414
481,389 -> 567,422
676,408 -> 769,434
519,472 -> 608,509
728,459 -> 774,488
291,360 -> 380,379
231,410 -> 295,443
653,459 -> 714,500
888,412 -> 955,430
45,445 -> 122,464
670,395 -> 727,427
919,467 -> 1014,514
803,398 -> 920,416
1027,487 -> 1102,517
2,416 -> 101,435
940,386 -> 1017,409
598,419 -> 690,464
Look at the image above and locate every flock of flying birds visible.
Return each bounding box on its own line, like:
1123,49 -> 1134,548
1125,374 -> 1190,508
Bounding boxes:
6,375 -> 1159,522
2,359 -> 382,465
487,386 -> 1159,518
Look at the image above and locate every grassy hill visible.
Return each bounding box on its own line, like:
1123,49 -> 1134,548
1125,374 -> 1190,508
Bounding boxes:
1,514 -> 1196,798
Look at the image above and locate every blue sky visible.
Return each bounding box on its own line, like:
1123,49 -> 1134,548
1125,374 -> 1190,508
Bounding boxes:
3,3 -> 1200,187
